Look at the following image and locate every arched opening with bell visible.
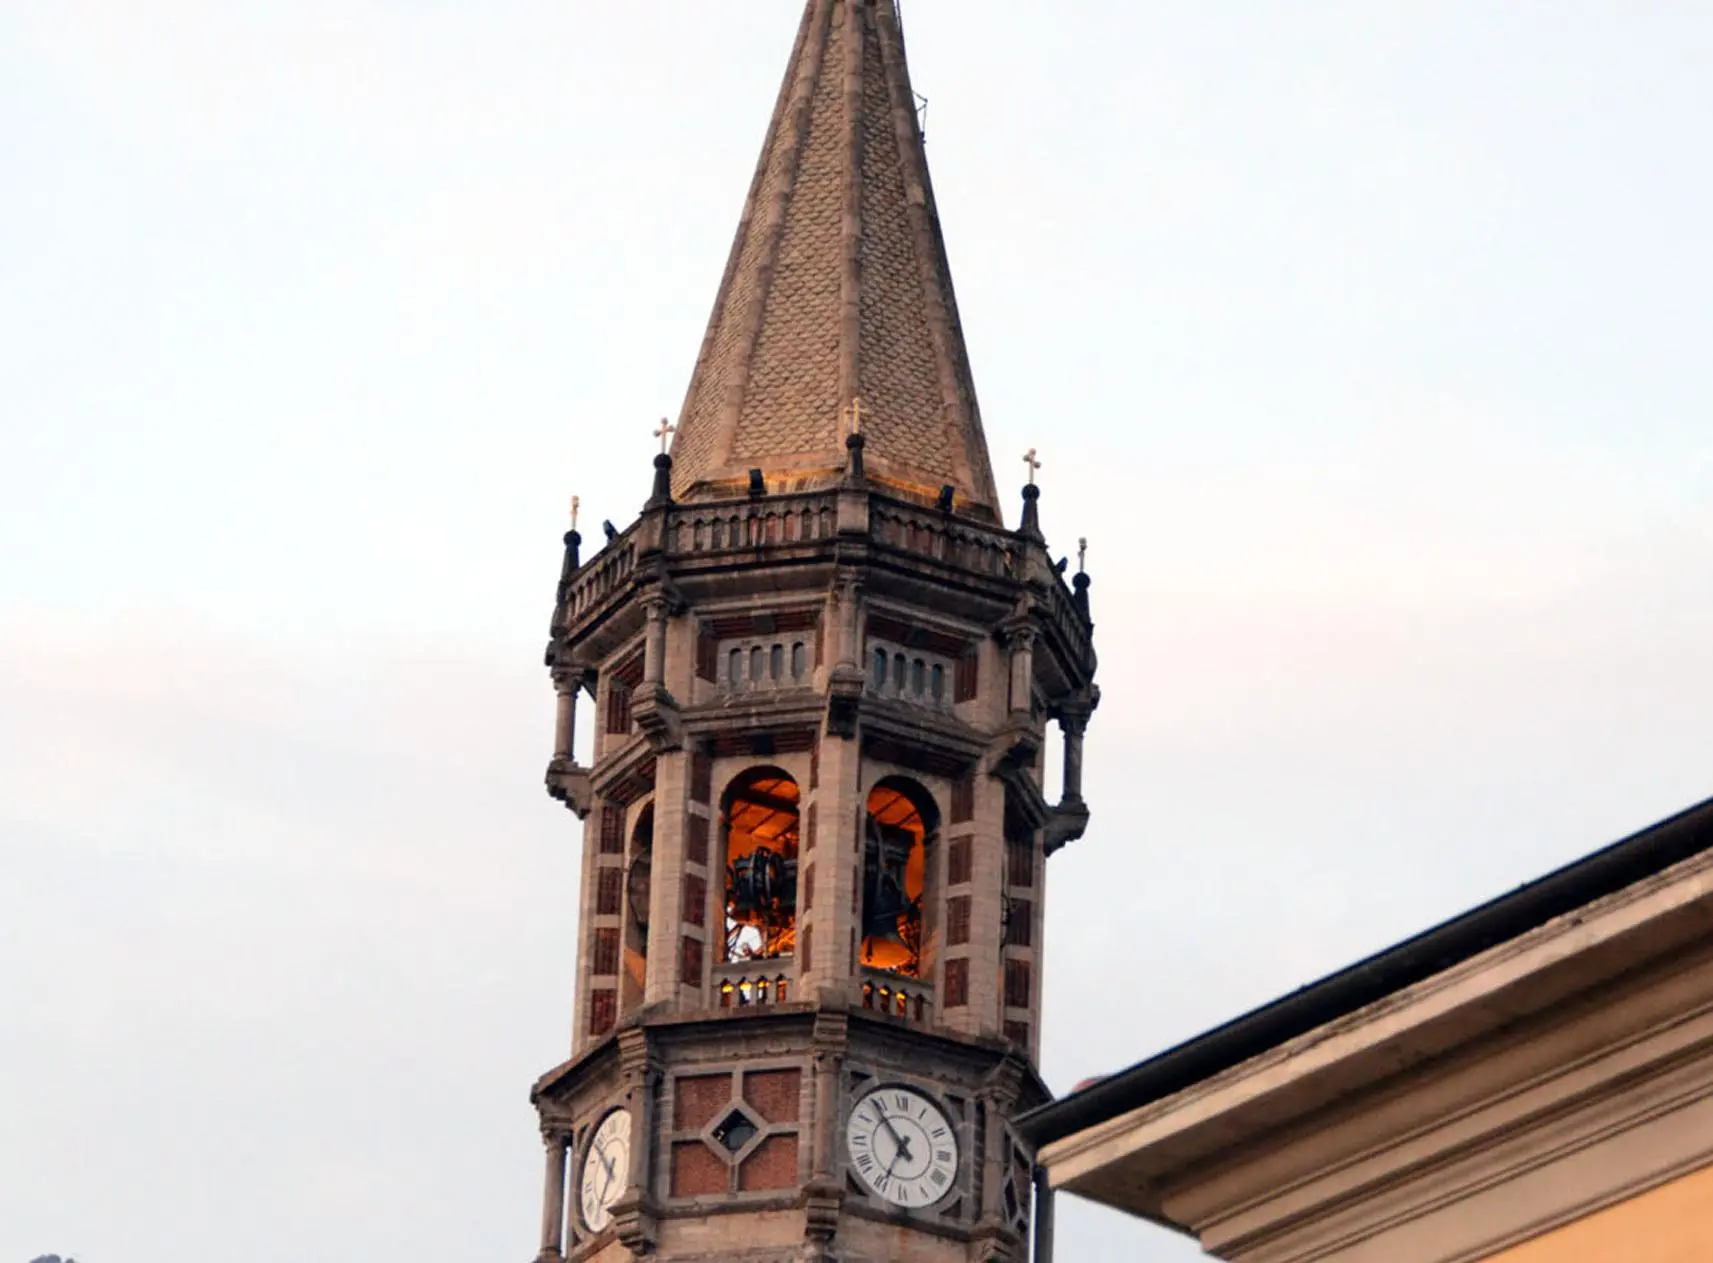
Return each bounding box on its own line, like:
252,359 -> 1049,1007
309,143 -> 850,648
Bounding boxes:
721,767 -> 800,962
623,801 -> 653,1010
861,776 -> 939,978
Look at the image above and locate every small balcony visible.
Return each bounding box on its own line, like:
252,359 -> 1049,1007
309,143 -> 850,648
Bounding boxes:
859,967 -> 933,1026
712,959 -> 797,1009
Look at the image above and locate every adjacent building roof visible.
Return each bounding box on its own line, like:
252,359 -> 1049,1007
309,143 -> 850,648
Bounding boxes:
1018,792 -> 1713,1153
667,0 -> 1001,518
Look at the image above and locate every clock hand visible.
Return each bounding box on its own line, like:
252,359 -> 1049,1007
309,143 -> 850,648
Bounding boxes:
596,1145 -> 618,1203
872,1100 -> 914,1163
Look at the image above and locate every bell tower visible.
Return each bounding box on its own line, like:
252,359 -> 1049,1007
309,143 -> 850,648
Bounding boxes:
529,3 -> 1097,1260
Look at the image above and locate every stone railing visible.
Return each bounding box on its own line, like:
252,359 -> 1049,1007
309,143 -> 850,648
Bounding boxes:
668,492 -> 839,557
860,968 -> 933,1025
713,960 -> 797,1009
562,533 -> 637,626
866,639 -> 953,711
719,636 -> 816,695
1041,571 -> 1095,672
869,503 -> 1015,578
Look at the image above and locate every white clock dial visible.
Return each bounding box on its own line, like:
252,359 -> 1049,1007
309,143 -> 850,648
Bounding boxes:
579,1108 -> 632,1233
844,1086 -> 958,1209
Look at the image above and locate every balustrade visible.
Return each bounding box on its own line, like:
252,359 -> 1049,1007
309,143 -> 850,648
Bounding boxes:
713,962 -> 795,1009
859,968 -> 933,1025
669,493 -> 838,557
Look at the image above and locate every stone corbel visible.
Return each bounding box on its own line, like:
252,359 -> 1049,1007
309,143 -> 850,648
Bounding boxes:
630,685 -> 684,754
545,759 -> 594,819
1043,800 -> 1090,856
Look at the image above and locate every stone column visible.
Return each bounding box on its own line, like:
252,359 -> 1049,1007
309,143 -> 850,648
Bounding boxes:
1058,710 -> 1088,805
553,682 -> 576,761
642,594 -> 669,686
1007,627 -> 1037,717
539,1128 -> 568,1260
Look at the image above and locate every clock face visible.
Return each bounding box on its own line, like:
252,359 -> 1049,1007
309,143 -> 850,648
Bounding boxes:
579,1108 -> 631,1233
844,1086 -> 958,1209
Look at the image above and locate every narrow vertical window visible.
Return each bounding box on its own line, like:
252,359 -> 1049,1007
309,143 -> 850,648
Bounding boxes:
872,648 -> 888,690
770,644 -> 784,680
931,664 -> 945,702
728,648 -> 743,687
791,642 -> 806,680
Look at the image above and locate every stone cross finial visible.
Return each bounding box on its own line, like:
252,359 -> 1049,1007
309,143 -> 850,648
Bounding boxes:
843,397 -> 867,437
1078,537 -> 1088,573
570,495 -> 580,531
654,417 -> 677,454
1023,448 -> 1042,486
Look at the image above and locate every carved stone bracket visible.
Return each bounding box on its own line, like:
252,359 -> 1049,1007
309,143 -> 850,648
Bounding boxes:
631,684 -> 684,753
825,666 -> 865,739
801,1176 -> 847,1249
1043,800 -> 1090,856
545,758 -> 594,819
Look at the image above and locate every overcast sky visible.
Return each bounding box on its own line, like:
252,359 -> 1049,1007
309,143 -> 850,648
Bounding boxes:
3,3 -> 1711,1260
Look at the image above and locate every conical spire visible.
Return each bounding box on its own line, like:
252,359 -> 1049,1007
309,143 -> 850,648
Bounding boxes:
668,0 -> 1001,519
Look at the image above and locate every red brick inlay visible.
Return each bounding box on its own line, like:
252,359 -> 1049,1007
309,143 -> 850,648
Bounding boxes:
674,1073 -> 734,1132
943,958 -> 969,1009
1007,838 -> 1035,888
680,935 -> 704,985
684,873 -> 707,926
946,895 -> 971,947
1005,897 -> 1033,947
739,1134 -> 800,1192
947,835 -> 973,886
591,927 -> 620,976
599,804 -> 625,854
588,989 -> 617,1038
1004,958 -> 1032,1010
596,867 -> 623,915
950,776 -> 975,825
743,1068 -> 802,1125
671,1140 -> 729,1198
687,813 -> 710,866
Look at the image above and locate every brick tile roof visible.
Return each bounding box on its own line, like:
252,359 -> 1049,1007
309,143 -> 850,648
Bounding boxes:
669,0 -> 1001,519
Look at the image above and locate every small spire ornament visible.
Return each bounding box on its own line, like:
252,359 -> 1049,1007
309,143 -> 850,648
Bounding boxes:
1023,448 -> 1042,486
654,417 -> 676,454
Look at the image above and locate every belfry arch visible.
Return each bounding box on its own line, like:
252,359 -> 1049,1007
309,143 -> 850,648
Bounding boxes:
860,776 -> 940,978
720,767 -> 801,963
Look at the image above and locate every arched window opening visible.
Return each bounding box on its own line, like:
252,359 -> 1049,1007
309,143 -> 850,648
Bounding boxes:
722,768 -> 800,962
623,803 -> 654,1008
791,642 -> 806,681
861,777 -> 939,978
728,649 -> 743,687
749,646 -> 765,682
872,648 -> 887,690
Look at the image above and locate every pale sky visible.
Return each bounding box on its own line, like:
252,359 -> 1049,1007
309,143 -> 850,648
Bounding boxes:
3,3 -> 1711,1260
